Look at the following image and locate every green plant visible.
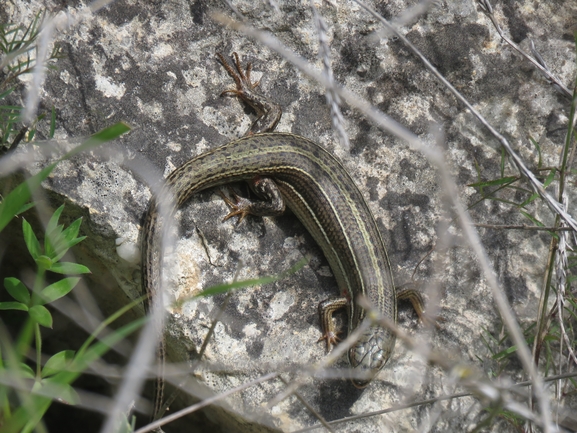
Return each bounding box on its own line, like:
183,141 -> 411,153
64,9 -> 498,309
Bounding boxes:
0,9 -> 62,150
0,122 -> 131,233
0,119 -> 131,431
1,204 -> 89,416
0,8 -> 145,433
0,204 -> 145,432
465,34 -> 577,431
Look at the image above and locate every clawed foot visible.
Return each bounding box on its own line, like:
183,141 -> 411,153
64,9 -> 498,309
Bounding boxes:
317,330 -> 342,352
216,52 -> 260,100
218,188 -> 252,224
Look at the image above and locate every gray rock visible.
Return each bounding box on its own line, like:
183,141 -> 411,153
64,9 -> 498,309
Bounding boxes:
2,0 -> 576,432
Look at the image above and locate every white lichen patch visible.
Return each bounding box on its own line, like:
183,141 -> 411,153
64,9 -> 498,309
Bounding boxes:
260,322 -> 320,364
181,67 -> 207,88
94,14 -> 145,57
135,96 -> 163,122
175,87 -> 207,117
235,288 -> 258,316
211,321 -> 248,360
59,69 -> 73,86
95,75 -> 126,99
165,141 -> 182,152
59,159 -> 143,242
281,235 -> 301,250
152,42 -> 173,60
162,155 -> 178,178
192,137 -> 211,156
242,323 -> 261,339
478,99 -> 520,138
275,104 -> 295,134
226,230 -> 263,263
388,94 -> 435,125
267,290 -> 295,321
468,53 -> 488,83
166,237 -> 203,310
202,105 -> 249,139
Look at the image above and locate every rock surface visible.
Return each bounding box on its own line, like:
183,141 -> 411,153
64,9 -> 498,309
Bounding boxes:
2,0 -> 576,432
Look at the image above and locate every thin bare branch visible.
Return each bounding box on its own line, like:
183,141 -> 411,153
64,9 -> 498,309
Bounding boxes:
474,224 -> 574,231
477,0 -> 572,98
355,0 -> 577,235
311,2 -> 350,151
134,372 -> 280,433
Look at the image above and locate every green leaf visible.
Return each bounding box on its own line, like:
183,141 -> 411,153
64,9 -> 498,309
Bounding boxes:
39,277 -> 80,304
528,136 -> 543,168
63,122 -> 131,161
29,305 -> 52,328
45,205 -> 65,258
542,168 -> 556,188
193,257 -> 308,300
0,104 -> 23,111
4,277 -> 30,303
44,229 -> 56,254
48,262 -> 91,275
41,380 -> 80,405
47,217 -> 86,262
468,176 -> 517,188
61,217 -> 82,242
16,202 -> 35,215
35,255 -> 53,270
0,86 -> 16,100
59,317 -> 146,379
492,345 -> 517,360
519,192 -> 539,208
22,218 -> 41,260
42,350 -> 75,378
0,301 -> 28,311
0,317 -> 144,432
519,210 -> 544,227
52,236 -> 86,263
46,205 -> 64,238
0,123 -> 131,233
19,362 -> 35,379
500,146 -> 506,178
0,161 -> 57,232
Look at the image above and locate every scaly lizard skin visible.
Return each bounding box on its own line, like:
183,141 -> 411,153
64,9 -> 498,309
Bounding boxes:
141,52 -> 424,420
